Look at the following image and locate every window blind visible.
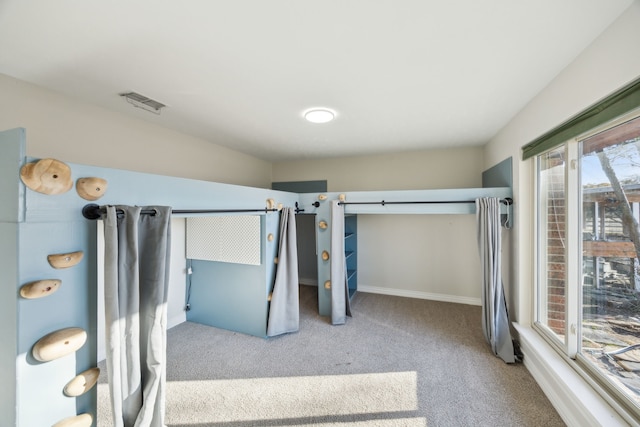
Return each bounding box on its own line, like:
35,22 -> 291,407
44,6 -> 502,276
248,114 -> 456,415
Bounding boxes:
522,76 -> 640,160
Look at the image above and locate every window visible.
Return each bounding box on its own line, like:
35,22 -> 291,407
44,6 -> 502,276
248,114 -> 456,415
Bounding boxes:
536,112 -> 640,419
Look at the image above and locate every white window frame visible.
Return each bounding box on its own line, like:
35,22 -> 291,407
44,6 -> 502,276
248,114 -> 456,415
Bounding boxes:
533,108 -> 640,423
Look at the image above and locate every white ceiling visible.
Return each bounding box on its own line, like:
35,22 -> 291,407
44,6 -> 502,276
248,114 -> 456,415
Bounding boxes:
0,1 -> 634,161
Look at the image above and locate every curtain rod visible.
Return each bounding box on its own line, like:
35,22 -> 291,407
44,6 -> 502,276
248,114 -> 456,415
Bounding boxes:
81,203 -> 278,220
337,197 -> 513,206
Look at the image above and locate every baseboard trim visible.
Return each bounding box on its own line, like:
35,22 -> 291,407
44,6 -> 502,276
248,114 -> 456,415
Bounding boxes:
357,285 -> 481,306
514,324 -> 630,427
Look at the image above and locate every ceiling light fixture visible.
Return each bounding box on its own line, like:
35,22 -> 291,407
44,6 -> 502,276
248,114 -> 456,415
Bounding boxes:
304,108 -> 336,124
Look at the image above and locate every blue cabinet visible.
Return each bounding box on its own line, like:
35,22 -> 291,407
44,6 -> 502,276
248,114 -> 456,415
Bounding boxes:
345,214 -> 357,300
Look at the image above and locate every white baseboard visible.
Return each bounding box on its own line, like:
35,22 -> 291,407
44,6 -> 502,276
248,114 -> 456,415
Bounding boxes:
357,285 -> 481,306
514,324 -> 631,427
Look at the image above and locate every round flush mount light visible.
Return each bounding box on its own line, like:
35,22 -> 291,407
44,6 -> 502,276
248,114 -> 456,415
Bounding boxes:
304,108 -> 336,124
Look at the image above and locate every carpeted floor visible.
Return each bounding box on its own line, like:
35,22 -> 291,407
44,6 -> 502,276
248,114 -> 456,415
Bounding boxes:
98,285 -> 565,426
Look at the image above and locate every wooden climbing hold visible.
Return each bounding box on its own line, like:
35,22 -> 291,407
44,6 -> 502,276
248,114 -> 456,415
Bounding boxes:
20,158 -> 73,195
266,198 -> 276,209
19,279 -> 61,299
52,413 -> 93,427
322,250 -> 330,261
47,251 -> 84,269
64,367 -> 100,397
76,177 -> 108,201
32,327 -> 87,362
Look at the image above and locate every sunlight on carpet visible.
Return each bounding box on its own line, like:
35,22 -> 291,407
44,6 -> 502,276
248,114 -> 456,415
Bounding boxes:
98,371 -> 419,425
278,420 -> 426,427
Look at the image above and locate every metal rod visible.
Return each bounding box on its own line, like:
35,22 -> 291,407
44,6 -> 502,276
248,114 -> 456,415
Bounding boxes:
294,201 -> 320,214
337,197 -> 513,206
81,203 -> 278,220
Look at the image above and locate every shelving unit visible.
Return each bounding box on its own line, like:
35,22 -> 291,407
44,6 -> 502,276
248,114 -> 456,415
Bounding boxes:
345,214 -> 357,300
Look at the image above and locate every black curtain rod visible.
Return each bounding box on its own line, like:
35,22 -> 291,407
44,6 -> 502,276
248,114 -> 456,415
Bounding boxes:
294,201 -> 320,214
81,203 -> 278,220
337,197 -> 513,206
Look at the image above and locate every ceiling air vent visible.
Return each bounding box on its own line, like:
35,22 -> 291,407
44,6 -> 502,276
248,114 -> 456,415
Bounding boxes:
120,91 -> 166,115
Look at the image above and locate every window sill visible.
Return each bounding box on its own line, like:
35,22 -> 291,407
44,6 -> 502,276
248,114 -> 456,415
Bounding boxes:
513,323 -> 632,427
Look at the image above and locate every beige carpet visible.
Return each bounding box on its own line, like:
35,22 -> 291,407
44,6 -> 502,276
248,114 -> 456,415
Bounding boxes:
98,285 -> 565,426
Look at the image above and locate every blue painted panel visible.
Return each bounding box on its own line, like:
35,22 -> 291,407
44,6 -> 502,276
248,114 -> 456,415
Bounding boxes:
0,223 -> 18,427
0,128 -> 26,223
298,188 -> 511,215
0,128 -> 23,427
272,180 -> 327,193
16,221 -> 97,426
483,157 -> 513,189
22,158 -> 299,223
187,259 -> 268,337
265,212 -> 280,297
483,158 -> 514,227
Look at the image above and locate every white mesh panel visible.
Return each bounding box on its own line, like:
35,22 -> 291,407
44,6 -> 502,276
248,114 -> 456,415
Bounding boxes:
186,216 -> 261,265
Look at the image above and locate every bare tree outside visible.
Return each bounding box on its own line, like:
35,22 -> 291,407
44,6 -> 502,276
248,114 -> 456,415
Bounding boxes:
582,121 -> 640,404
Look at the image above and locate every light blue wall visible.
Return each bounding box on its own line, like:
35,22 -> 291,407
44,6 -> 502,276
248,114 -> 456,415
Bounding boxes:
0,129 -> 24,426
187,211 -> 283,338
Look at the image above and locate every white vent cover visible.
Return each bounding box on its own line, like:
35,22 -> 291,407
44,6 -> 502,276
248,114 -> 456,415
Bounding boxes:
186,216 -> 261,265
120,91 -> 166,114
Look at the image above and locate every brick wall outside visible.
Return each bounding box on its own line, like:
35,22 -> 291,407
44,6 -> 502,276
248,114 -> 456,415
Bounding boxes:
545,156 -> 566,335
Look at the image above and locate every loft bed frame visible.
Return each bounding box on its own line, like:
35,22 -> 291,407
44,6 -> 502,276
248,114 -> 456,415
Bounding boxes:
0,127 -> 512,426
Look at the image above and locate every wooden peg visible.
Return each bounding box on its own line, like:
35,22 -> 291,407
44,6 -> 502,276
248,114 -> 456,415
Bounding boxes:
318,194 -> 327,201
76,177 -> 108,201
318,220 -> 328,229
266,198 -> 276,209
322,250 -> 330,261
52,414 -> 93,427
20,158 -> 73,195
267,233 -> 274,242
339,194 -> 346,202
64,367 -> 100,397
324,280 -> 331,289
47,251 -> 84,269
20,279 -> 61,299
32,327 -> 87,362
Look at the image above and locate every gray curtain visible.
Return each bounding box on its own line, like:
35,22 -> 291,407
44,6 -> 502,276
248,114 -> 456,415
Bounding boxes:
330,201 -> 351,325
103,206 -> 172,427
475,198 -> 515,363
267,208 -> 300,336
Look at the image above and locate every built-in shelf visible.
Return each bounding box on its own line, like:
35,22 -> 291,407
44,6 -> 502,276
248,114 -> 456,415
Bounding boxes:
345,215 -> 357,301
